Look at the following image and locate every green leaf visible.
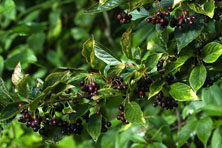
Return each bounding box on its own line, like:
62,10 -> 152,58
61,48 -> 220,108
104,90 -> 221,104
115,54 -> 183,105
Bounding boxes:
196,117 -> 213,147
178,119 -> 197,147
0,56 -> 4,76
5,49 -> 37,70
11,62 -> 25,86
146,142 -> 167,148
202,104 -> 222,116
201,42 -> 222,63
204,1 -> 215,18
86,114 -> 102,141
29,93 -> 46,110
188,1 -> 215,18
130,0 -> 155,10
69,104 -> 89,121
148,80 -> 165,99
82,36 -> 96,68
99,0 -> 108,6
92,88 -> 121,100
42,71 -> 70,90
173,0 -> 185,8
16,74 -> 30,98
0,77 -> 14,106
120,29 -> 132,59
144,53 -> 162,72
211,126 -> 222,148
0,102 -> 28,121
147,33 -> 167,53
201,84 -> 222,106
95,42 -> 121,65
169,82 -> 199,101
189,65 -> 207,92
43,126 -> 64,144
174,23 -> 204,53
85,0 -> 124,14
27,32 -> 46,54
125,102 -> 145,124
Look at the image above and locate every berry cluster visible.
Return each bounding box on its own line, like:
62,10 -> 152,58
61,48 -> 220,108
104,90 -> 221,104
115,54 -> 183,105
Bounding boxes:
117,12 -> 132,24
116,105 -> 129,124
17,102 -> 85,136
152,92 -> 178,110
146,10 -> 170,30
110,75 -> 128,91
170,10 -> 196,30
135,78 -> 152,98
101,118 -> 112,133
80,80 -> 99,96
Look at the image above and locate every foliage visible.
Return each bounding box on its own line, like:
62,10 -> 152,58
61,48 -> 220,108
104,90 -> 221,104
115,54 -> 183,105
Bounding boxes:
0,0 -> 222,148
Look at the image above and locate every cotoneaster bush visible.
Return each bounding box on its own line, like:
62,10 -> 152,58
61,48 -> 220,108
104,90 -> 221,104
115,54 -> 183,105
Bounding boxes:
0,0 -> 222,148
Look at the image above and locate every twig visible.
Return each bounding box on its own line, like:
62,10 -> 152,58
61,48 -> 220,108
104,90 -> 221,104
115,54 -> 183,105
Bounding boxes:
103,12 -> 118,49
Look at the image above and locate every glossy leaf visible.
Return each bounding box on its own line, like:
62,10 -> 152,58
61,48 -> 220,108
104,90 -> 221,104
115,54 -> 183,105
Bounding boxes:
188,1 -> 215,18
69,104 -> 89,121
196,117 -> 213,147
82,36 -> 96,68
95,42 -> 121,65
86,114 -> 102,141
5,49 -> 37,70
0,77 -> 14,106
148,80 -> 165,99
120,29 -> 132,59
144,53 -> 162,72
0,102 -> 28,121
211,126 -> 222,148
201,42 -> 222,63
99,0 -> 108,6
178,119 -> 197,147
169,82 -> 199,101
85,0 -> 124,14
125,102 -> 145,124
202,104 -> 222,116
146,142 -> 167,148
42,71 -> 70,90
16,74 -> 30,98
189,65 -> 207,92
11,62 -> 25,86
174,23 -> 204,53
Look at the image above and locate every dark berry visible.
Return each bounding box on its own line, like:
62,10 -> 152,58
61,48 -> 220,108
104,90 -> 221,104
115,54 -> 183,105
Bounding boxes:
33,127 -> 39,132
125,120 -> 129,124
146,18 -> 152,23
164,12 -> 170,16
80,80 -> 85,86
119,105 -> 124,111
168,6 -> 173,11
107,122 -> 112,127
183,10 -> 189,16
96,110 -> 100,115
39,128 -> 46,135
156,11 -> 162,16
18,103 -> 23,108
101,127 -> 107,132
65,89 -> 71,94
